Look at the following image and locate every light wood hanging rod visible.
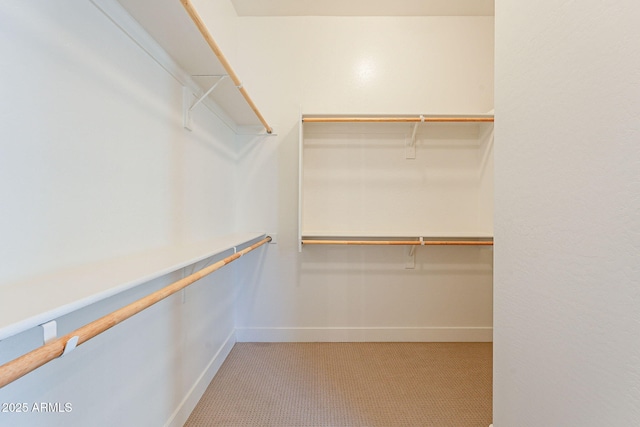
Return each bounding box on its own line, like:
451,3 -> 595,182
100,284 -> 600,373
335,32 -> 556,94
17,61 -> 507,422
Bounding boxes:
0,236 -> 271,389
180,0 -> 273,134
302,116 -> 494,124
302,240 -> 493,246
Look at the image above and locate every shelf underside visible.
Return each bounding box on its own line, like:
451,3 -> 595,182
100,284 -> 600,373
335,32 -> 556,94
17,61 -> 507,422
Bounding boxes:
116,0 -> 263,128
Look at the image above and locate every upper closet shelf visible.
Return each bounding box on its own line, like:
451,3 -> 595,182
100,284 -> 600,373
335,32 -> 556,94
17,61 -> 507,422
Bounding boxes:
112,0 -> 272,133
302,113 -> 494,123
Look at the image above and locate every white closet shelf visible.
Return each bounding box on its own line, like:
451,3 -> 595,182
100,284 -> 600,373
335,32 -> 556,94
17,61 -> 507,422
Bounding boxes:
0,232 -> 266,341
298,113 -> 494,251
301,231 -> 493,239
301,232 -> 493,246
111,0 -> 272,132
301,113 -> 494,123
300,232 -> 493,246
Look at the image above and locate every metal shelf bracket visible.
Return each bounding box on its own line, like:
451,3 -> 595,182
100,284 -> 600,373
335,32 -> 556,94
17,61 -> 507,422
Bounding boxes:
405,245 -> 416,269
406,115 -> 424,159
183,75 -> 228,131
40,321 -> 57,345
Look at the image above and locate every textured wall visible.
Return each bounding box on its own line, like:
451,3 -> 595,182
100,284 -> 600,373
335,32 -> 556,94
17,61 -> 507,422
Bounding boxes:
494,0 -> 640,425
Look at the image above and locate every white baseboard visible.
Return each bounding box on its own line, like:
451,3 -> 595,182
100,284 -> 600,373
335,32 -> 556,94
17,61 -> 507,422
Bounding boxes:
235,327 -> 493,342
164,330 -> 236,427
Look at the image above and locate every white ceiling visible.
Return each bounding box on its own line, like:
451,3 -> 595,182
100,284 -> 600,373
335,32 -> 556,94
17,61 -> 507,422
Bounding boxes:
230,0 -> 494,17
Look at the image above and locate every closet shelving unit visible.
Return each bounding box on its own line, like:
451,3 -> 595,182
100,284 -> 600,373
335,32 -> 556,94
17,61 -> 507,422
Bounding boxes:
112,0 -> 272,133
298,113 -> 494,252
1,0 -> 273,359
0,233 -> 268,342
0,234 -> 272,388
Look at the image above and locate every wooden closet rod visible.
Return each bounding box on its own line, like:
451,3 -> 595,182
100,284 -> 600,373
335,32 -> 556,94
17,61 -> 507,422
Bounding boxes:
0,236 -> 271,389
302,117 -> 493,124
180,0 -> 273,134
302,240 -> 493,246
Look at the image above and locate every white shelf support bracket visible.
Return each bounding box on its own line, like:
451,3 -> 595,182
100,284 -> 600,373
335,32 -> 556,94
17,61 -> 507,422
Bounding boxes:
406,115 -> 424,159
61,336 -> 79,357
405,245 -> 416,269
183,75 -> 228,131
40,320 -> 57,345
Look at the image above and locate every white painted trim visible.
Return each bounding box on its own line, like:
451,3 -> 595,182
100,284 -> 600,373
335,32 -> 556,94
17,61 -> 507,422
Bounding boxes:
164,330 -> 237,427
298,109 -> 304,252
89,0 -> 239,134
235,327 -> 493,342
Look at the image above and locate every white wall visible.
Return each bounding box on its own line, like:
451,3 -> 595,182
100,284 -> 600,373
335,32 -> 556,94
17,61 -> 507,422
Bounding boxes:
301,122 -> 493,236
494,1 -> 640,425
230,16 -> 495,341
0,1 -> 249,425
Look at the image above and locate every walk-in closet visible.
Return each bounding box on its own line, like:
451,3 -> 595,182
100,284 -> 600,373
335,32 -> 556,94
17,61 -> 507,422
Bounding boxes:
2,1 -> 639,426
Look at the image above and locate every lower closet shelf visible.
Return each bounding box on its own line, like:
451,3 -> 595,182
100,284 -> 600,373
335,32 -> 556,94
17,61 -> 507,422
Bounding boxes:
0,232 -> 266,341
300,232 -> 493,247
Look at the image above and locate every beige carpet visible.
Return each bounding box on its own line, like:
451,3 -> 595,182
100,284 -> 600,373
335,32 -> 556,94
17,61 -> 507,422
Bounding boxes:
184,342 -> 492,427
